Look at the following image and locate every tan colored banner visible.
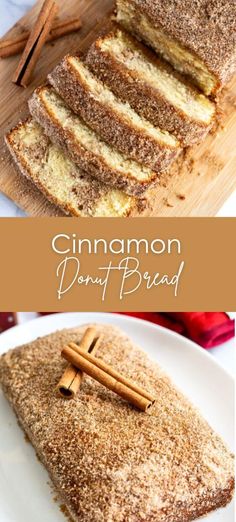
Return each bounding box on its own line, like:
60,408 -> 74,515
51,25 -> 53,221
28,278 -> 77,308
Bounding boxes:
0,218 -> 235,311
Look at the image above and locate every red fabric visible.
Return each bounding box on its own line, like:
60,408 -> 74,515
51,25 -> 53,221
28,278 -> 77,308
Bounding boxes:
0,313 -> 17,333
39,312 -> 55,315
167,312 -> 235,348
117,312 -> 235,349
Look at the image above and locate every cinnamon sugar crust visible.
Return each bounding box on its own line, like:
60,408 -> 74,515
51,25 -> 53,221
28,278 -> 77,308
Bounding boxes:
0,324 -> 234,522
116,0 -> 236,94
5,119 -> 140,217
29,86 -> 160,197
48,56 -> 180,172
86,28 -> 215,145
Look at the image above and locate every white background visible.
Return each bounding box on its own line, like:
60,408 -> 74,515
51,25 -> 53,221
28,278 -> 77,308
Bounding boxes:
0,0 -> 236,216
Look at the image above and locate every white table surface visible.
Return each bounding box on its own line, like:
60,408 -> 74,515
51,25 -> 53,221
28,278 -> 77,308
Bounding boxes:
16,312 -> 235,377
0,0 -> 236,217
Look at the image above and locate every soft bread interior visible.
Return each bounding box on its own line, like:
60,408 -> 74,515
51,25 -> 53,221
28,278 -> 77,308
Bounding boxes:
93,189 -> 133,217
6,119 -> 135,217
68,56 -> 178,147
36,87 -> 156,182
116,0 -> 217,95
99,30 -> 215,122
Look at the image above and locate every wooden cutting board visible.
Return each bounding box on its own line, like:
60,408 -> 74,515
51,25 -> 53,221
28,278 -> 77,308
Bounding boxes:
0,0 -> 236,217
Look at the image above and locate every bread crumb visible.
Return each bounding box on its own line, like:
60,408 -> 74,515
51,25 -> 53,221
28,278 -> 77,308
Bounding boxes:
163,197 -> 174,207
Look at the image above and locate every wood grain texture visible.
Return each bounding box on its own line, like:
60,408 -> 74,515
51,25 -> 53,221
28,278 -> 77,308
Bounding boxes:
0,0 -> 236,217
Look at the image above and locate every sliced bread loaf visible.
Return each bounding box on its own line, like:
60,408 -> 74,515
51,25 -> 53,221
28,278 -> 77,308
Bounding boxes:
5,119 -> 141,217
86,28 -> 216,146
28,85 -> 159,196
48,55 -> 180,172
116,0 -> 236,96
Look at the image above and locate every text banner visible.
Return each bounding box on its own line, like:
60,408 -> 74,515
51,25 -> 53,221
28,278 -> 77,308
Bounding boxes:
0,218 -> 235,311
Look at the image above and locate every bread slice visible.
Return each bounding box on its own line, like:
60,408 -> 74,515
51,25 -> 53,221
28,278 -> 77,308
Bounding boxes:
48,55 -> 180,171
86,28 -> 216,146
28,85 -> 159,197
116,0 -> 236,96
5,119 -> 141,217
0,324 -> 234,521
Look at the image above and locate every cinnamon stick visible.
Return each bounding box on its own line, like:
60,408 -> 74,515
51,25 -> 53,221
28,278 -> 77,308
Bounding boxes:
12,0 -> 58,87
57,327 -> 101,399
0,17 -> 82,59
61,343 -> 156,412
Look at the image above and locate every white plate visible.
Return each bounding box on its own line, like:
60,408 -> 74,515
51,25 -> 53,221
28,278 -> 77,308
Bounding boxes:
0,313 -> 234,522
